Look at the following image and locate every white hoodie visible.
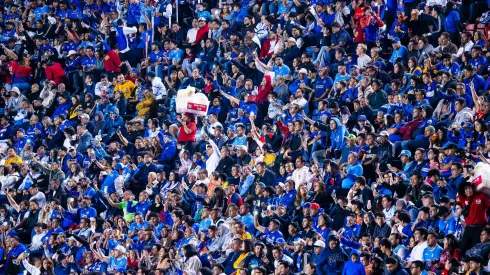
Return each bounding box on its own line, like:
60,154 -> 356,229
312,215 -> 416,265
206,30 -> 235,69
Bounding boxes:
151,77 -> 167,100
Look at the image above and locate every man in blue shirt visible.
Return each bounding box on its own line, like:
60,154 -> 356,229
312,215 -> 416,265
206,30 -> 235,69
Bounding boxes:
126,191 -> 151,218
77,197 -> 97,221
422,232 -> 443,269
81,46 -> 97,81
4,235 -> 26,275
99,245 -> 128,273
166,40 -> 184,77
254,216 -> 285,245
389,37 -> 408,66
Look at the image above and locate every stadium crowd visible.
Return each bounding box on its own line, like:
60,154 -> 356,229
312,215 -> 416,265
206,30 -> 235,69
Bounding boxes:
1,0 -> 490,274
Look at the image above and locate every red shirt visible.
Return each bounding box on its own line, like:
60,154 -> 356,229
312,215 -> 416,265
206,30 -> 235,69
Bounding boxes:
45,62 -> 67,84
10,61 -> 31,84
103,50 -> 122,73
458,192 -> 490,225
177,122 -> 197,142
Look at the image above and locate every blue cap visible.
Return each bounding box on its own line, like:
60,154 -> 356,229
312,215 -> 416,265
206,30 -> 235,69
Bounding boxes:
303,202 -> 311,209
275,238 -> 286,244
461,122 -> 473,129
228,125 -> 236,132
147,71 -> 156,78
114,163 -> 124,170
358,115 -> 367,121
442,142 -> 458,150
131,68 -> 139,74
396,8 -> 405,13
374,61 -> 383,68
392,37 -> 401,43
16,128 -> 25,134
399,150 -> 411,158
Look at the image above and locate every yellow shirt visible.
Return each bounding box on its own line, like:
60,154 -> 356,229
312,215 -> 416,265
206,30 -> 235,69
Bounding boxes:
114,81 -> 136,99
4,155 -> 22,167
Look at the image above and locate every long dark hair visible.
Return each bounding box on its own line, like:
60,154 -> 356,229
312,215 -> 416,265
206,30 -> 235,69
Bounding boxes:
328,161 -> 340,176
183,244 -> 198,258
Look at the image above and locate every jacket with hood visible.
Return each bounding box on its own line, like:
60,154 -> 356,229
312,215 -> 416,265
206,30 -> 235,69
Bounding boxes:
330,118 -> 348,150
452,107 -> 473,127
316,241 -> 347,275
249,75 -> 272,104
342,250 -> 366,275
151,76 -> 167,100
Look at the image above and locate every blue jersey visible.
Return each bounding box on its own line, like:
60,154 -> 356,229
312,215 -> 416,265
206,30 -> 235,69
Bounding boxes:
108,256 -> 127,273
264,228 -> 285,245
116,26 -> 137,53
81,56 -> 96,71
239,101 -> 258,124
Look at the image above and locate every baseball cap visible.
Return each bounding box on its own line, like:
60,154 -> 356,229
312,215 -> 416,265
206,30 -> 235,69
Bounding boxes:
313,240 -> 326,248
399,150 -> 411,157
257,182 -> 266,189
442,142 -> 458,150
67,50 -> 77,56
345,134 -> 357,141
298,68 -> 308,74
294,239 -> 306,246
392,37 -> 401,43
276,182 -> 285,189
378,131 -> 389,137
115,245 -> 127,254
309,203 -> 320,210
358,115 -> 367,121
288,37 -> 296,43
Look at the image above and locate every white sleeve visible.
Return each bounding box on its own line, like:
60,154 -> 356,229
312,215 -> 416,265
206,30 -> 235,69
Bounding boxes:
22,259 -> 41,275
163,3 -> 172,17
123,26 -> 138,35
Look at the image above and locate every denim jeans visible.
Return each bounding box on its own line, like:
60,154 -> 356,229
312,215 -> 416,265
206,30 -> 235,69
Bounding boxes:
313,46 -> 331,67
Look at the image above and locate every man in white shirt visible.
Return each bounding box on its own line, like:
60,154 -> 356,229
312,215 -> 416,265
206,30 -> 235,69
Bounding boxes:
205,139 -> 221,176
405,227 -> 428,267
29,184 -> 46,208
292,156 -> 312,190
356,43 -> 372,69
147,72 -> 167,100
94,74 -> 113,97
29,223 -> 47,252
382,195 -> 396,224
454,32 -> 474,58
186,18 -> 199,44
291,90 -> 308,109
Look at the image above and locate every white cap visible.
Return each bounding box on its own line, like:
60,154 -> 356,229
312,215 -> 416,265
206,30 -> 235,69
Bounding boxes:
68,50 -> 77,56
294,239 -> 306,246
198,17 -> 206,22
276,182 -> 285,189
378,131 -> 390,137
298,68 -> 308,75
80,113 -> 90,119
313,240 -> 326,248
115,245 -> 127,254
288,37 -> 296,43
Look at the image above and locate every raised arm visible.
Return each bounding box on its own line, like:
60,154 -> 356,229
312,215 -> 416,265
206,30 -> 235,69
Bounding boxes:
1,44 -> 18,60
254,55 -> 273,71
219,90 -> 240,105
6,192 -> 20,212
253,213 -> 266,233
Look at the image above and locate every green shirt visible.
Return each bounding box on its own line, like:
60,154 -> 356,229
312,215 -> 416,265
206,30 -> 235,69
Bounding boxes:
120,201 -> 137,222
